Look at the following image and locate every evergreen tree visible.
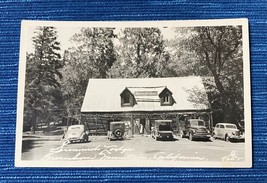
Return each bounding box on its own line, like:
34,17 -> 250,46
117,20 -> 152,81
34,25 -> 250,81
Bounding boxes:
24,27 -> 64,133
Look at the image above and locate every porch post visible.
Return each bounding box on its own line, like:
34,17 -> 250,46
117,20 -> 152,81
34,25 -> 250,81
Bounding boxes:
131,114 -> 134,137
95,115 -> 98,136
210,112 -> 214,130
176,113 -> 180,136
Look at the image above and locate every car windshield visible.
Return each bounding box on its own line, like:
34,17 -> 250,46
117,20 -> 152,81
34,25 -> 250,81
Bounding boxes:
190,120 -> 205,126
112,123 -> 124,127
225,125 -> 237,129
158,122 -> 171,131
69,126 -> 82,130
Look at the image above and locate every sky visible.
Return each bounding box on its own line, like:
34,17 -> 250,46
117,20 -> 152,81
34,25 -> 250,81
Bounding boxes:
26,26 -> 176,54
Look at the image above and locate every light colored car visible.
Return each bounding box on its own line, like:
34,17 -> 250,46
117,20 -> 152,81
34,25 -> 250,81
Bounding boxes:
62,125 -> 89,143
213,123 -> 244,142
151,120 -> 173,141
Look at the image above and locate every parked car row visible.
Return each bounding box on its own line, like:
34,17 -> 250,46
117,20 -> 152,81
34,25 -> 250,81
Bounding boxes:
62,121 -> 244,143
178,119 -> 244,142
62,122 -> 126,143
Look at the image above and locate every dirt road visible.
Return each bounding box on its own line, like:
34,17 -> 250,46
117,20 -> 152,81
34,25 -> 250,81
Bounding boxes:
21,135 -> 245,162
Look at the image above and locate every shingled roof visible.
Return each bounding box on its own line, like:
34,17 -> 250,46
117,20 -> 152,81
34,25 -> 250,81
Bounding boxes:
81,77 -> 210,113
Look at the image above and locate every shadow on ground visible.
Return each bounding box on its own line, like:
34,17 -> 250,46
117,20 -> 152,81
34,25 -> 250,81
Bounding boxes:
22,140 -> 42,153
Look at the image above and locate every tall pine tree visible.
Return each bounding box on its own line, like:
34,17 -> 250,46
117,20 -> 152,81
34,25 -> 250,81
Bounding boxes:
24,27 -> 64,133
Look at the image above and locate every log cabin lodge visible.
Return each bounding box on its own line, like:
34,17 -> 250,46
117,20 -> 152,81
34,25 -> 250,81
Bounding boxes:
81,77 -> 213,136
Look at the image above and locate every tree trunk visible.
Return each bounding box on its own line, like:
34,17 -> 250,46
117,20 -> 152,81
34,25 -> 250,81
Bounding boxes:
31,112 -> 38,134
222,96 -> 237,124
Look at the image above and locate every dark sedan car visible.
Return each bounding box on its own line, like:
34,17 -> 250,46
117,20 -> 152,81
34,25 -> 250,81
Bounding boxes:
107,121 -> 125,141
151,120 -> 174,141
180,119 -> 211,141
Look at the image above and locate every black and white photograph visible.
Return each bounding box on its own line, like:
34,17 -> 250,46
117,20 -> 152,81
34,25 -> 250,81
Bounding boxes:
15,19 -> 251,167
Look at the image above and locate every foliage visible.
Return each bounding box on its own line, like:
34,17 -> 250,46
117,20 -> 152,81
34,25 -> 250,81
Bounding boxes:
24,25 -> 244,129
172,26 -> 243,124
61,28 -> 116,116
108,28 -> 170,78
24,27 -> 64,132
164,29 -> 210,77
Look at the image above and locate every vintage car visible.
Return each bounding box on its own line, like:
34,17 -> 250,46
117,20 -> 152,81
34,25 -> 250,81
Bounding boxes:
107,121 -> 125,141
151,120 -> 173,141
180,119 -> 211,141
213,123 -> 245,142
62,125 -> 89,143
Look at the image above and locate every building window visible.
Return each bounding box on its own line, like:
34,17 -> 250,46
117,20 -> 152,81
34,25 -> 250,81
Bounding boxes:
123,93 -> 130,104
120,88 -> 135,107
159,87 -> 174,106
163,95 -> 170,103
162,93 -> 172,105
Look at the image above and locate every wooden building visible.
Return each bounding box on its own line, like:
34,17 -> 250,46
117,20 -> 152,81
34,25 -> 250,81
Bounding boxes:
81,77 -> 213,136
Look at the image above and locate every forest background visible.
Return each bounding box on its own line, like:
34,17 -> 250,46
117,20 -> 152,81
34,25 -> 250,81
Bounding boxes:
23,26 -> 243,132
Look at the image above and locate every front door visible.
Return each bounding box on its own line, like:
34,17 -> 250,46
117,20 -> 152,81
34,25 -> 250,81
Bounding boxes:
140,118 -> 146,134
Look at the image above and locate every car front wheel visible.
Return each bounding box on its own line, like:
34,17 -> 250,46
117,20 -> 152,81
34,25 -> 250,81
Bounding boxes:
225,135 -> 230,142
212,132 -> 217,139
84,136 -> 89,142
189,133 -> 194,141
114,128 -> 123,138
180,131 -> 184,138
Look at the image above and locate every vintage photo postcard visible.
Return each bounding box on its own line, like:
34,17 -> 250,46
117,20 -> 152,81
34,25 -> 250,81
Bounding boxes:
15,19 -> 251,167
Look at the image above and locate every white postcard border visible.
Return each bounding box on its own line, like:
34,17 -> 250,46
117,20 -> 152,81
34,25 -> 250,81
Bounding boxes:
15,18 -> 252,168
